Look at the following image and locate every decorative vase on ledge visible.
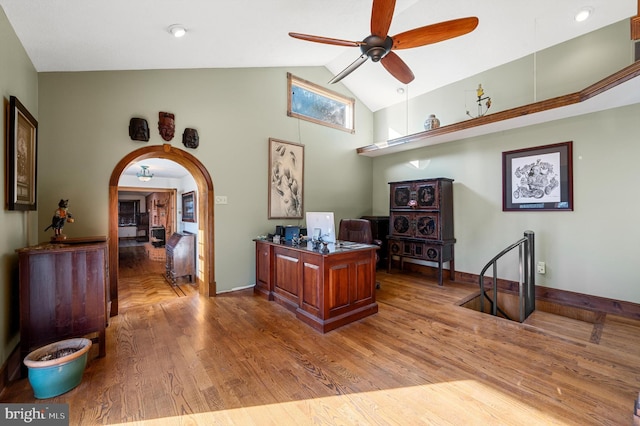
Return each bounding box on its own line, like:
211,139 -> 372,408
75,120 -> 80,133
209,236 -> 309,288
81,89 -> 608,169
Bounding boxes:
424,114 -> 441,130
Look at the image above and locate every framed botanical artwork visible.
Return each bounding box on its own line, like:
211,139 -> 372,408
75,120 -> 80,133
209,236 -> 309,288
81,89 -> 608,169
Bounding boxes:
502,141 -> 573,212
182,191 -> 196,222
6,96 -> 38,211
287,73 -> 355,133
268,138 -> 304,219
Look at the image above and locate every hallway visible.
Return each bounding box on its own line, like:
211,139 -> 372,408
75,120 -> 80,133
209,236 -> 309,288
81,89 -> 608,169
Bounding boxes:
118,242 -> 197,313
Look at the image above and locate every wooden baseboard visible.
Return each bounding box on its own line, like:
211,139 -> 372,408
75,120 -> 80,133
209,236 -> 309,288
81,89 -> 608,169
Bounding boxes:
392,261 -> 640,320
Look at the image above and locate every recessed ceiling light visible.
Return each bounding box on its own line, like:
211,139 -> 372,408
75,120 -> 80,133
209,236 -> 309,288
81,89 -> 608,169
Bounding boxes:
168,24 -> 187,38
575,7 -> 593,22
397,87 -> 405,94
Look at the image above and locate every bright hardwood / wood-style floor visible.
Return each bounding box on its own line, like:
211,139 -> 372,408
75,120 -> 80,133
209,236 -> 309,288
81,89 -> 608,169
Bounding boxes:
1,252 -> 639,425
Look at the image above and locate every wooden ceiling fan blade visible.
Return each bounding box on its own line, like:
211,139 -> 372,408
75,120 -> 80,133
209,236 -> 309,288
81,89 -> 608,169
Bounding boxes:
288,32 -> 363,47
329,54 -> 369,84
392,17 -> 479,50
371,0 -> 396,38
380,51 -> 415,84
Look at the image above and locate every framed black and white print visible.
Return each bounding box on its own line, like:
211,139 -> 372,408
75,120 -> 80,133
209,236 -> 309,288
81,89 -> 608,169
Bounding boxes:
7,96 -> 38,211
268,138 -> 304,219
502,142 -> 573,212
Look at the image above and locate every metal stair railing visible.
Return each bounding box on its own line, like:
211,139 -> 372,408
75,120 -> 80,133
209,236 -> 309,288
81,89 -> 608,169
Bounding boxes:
479,231 -> 535,322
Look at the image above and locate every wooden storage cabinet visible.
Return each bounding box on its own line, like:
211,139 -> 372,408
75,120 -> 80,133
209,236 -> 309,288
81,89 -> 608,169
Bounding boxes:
17,240 -> 108,375
165,232 -> 195,285
387,178 -> 455,286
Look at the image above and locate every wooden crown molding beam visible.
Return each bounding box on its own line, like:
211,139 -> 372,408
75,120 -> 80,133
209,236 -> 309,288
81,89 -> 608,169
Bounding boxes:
357,61 -> 640,155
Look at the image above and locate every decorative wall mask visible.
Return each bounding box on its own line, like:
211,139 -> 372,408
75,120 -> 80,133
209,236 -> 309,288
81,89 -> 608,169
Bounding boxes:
182,128 -> 199,149
158,112 -> 175,141
129,118 -> 150,141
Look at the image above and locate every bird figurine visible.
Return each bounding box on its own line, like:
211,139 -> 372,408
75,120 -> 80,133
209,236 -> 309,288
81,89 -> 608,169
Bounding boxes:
44,199 -> 75,240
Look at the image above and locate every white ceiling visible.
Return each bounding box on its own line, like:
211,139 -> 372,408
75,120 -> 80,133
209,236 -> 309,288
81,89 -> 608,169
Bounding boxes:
121,158 -> 190,181
0,0 -> 636,112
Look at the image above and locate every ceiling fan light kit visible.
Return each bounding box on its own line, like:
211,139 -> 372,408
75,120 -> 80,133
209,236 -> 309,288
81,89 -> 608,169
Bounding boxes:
289,0 -> 478,84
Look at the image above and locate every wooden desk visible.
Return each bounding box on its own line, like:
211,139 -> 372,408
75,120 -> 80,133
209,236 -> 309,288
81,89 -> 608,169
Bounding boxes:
254,239 -> 378,333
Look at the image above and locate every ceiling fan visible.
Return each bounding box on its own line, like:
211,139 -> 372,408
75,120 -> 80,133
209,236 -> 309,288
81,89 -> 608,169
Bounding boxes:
289,0 -> 478,85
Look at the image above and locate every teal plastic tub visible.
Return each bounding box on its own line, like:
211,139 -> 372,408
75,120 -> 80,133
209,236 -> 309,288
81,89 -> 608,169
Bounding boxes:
23,338 -> 92,399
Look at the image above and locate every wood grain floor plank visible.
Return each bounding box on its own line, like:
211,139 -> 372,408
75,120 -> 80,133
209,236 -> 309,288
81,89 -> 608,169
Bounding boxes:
1,267 -> 639,425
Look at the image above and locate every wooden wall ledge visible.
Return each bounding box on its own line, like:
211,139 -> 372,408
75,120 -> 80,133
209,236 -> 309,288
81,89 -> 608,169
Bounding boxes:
358,61 -> 640,157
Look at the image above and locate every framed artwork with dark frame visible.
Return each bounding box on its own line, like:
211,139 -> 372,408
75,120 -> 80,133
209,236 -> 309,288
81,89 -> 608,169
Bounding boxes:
502,141 -> 573,212
268,138 -> 304,219
6,96 -> 38,211
182,191 -> 196,222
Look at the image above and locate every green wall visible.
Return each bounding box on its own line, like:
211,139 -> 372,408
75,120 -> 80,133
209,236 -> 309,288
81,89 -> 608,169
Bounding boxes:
372,103 -> 640,304
37,67 -> 374,294
0,8 -> 38,368
370,21 -> 639,304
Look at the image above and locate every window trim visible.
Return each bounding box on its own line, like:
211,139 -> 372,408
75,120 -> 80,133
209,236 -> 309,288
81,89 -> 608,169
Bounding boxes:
287,73 -> 355,134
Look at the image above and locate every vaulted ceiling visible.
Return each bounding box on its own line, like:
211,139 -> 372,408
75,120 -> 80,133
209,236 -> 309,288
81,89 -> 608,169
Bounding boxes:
1,0 -> 636,112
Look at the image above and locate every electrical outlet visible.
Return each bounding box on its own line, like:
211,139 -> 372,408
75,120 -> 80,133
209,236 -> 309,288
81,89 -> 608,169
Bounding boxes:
537,261 -> 546,274
215,195 -> 228,205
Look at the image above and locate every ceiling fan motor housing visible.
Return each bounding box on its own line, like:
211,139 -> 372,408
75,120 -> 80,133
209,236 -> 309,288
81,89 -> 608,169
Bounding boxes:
361,35 -> 393,61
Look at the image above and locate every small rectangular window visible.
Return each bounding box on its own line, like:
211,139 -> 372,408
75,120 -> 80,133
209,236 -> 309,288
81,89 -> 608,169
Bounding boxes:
118,200 -> 139,227
287,73 -> 355,133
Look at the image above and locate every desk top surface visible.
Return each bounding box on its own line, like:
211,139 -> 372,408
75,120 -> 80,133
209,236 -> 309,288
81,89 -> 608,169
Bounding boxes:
255,239 -> 378,255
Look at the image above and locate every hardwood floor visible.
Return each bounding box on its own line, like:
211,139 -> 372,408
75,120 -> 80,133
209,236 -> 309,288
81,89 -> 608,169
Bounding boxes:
1,265 -> 639,425
117,245 -> 197,312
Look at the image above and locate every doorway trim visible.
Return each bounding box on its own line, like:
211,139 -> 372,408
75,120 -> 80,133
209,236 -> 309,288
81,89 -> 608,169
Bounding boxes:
108,144 -> 215,316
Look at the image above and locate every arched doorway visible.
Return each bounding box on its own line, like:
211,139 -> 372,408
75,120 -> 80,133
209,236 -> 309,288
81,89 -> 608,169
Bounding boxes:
108,144 -> 215,316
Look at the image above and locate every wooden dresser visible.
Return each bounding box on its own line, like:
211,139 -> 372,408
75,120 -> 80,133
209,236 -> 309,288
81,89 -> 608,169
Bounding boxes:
165,232 -> 195,285
387,178 -> 455,285
16,238 -> 108,375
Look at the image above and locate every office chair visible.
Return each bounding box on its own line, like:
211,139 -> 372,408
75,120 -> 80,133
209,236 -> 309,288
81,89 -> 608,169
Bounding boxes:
338,219 -> 382,289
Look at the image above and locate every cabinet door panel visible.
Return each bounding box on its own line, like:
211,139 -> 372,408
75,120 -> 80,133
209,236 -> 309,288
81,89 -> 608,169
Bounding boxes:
327,264 -> 351,312
390,183 -> 413,209
425,246 -> 439,260
415,182 -> 439,209
274,251 -> 300,298
255,242 -> 272,295
353,259 -> 374,303
390,212 -> 412,237
415,213 -> 440,240
300,259 -> 322,315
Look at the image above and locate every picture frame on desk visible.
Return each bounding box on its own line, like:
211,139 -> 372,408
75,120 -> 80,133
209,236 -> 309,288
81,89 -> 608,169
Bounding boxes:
182,191 -> 196,222
268,138 -> 304,219
502,141 -> 573,212
6,96 -> 38,211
